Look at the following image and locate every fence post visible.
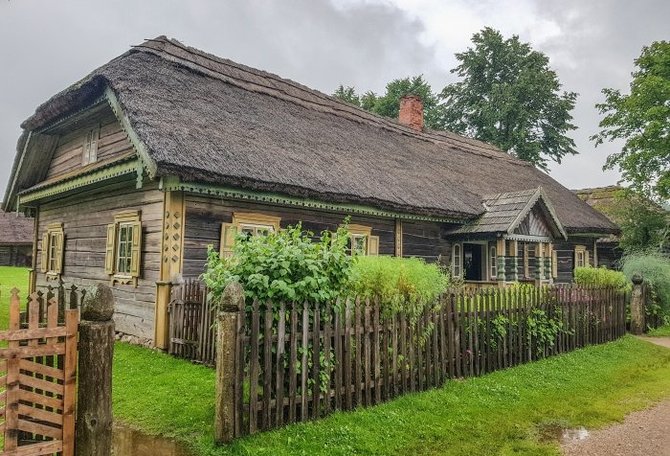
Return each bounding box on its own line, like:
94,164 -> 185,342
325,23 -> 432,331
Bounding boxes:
215,282 -> 244,444
630,274 -> 646,335
76,284 -> 115,455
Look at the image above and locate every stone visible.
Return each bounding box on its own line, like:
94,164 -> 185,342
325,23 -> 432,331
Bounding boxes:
81,284 -> 115,321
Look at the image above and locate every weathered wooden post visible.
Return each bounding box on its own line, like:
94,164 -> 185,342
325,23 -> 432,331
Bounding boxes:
76,284 -> 115,455
630,274 -> 646,335
215,282 -> 244,444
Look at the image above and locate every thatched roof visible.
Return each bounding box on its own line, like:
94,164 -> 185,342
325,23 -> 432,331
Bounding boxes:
453,187 -> 566,239
7,36 -> 618,234
0,210 -> 33,245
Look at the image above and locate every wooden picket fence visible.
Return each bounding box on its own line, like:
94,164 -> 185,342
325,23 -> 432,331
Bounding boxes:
222,285 -> 628,437
0,286 -> 80,455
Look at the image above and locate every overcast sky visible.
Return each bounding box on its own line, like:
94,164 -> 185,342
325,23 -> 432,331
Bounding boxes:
1,0 -> 668,196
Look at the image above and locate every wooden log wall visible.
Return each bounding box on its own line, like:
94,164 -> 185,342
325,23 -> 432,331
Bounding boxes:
182,195 -> 456,277
35,176 -> 163,341
553,237 -> 597,284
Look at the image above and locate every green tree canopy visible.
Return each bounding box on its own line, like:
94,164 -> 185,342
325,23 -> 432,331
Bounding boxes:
440,27 -> 578,170
332,76 -> 445,129
592,41 -> 670,201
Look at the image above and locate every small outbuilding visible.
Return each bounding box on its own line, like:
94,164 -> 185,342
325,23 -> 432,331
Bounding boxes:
0,210 -> 33,267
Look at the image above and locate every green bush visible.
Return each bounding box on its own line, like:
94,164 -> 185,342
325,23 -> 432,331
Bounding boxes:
622,254 -> 670,314
349,256 -> 449,322
201,223 -> 353,309
574,267 -> 631,291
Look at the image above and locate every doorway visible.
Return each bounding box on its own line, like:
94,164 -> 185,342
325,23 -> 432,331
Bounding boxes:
463,243 -> 485,281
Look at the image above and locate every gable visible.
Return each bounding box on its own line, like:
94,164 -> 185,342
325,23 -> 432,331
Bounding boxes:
44,104 -> 136,183
514,205 -> 553,238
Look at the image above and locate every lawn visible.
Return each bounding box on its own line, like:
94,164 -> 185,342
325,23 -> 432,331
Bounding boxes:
648,324 -> 670,337
114,336 -> 670,456
0,266 -> 30,329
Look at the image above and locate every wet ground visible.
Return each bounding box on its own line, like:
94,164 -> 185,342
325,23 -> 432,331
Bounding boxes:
113,423 -> 192,456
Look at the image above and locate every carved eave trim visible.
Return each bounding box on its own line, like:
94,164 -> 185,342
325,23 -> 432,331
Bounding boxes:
18,159 -> 140,205
161,178 -> 467,224
104,87 -> 158,179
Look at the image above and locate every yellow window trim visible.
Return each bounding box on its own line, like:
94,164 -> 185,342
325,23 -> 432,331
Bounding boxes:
232,212 -> 281,232
105,211 -> 143,286
42,222 -> 64,280
341,223 -> 378,256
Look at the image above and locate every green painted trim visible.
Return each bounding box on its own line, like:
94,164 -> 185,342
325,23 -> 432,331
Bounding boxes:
18,160 -> 140,204
163,179 -> 467,224
503,234 -> 553,243
104,87 -> 158,178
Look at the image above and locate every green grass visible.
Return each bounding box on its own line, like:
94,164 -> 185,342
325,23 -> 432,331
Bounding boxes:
648,324 -> 670,337
0,266 -> 30,329
113,337 -> 670,456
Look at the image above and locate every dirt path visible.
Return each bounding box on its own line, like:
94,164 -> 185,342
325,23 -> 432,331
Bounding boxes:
562,337 -> 670,456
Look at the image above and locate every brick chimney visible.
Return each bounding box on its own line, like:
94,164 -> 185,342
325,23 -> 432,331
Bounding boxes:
398,95 -> 424,131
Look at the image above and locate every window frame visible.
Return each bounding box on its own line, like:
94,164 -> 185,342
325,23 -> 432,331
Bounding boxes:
452,243 -> 462,278
344,224 -> 379,256
41,222 -> 64,280
574,245 -> 587,269
220,212 -> 281,258
105,211 -> 142,286
82,124 -> 100,165
489,245 -> 497,280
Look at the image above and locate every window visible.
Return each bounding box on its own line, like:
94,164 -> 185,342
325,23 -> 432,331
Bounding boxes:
82,125 -> 100,165
574,245 -> 588,269
452,243 -> 462,278
551,249 -> 558,278
344,224 -> 379,256
41,223 -> 64,278
105,211 -> 142,284
489,246 -> 497,280
220,213 -> 281,257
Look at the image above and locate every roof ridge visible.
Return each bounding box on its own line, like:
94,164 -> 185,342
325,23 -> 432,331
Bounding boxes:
134,37 -> 524,166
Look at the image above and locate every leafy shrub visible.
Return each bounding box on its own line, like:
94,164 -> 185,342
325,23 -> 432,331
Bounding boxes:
574,267 -> 631,291
349,256 -> 449,322
622,253 -> 670,314
202,223 -> 353,309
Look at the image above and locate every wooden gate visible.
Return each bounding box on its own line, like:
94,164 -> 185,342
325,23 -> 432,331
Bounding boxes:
0,289 -> 78,455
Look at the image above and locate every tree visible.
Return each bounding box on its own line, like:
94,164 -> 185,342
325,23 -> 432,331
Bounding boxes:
333,76 -> 445,129
610,190 -> 669,254
592,41 -> 670,201
440,27 -> 578,170
333,85 -> 361,106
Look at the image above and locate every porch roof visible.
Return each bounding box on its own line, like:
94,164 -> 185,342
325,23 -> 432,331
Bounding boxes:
450,187 -> 567,240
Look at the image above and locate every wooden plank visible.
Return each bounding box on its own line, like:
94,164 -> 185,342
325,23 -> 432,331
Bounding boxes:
300,301 -> 309,421
0,327 -> 67,342
18,374 -> 64,396
16,418 -> 61,440
18,359 -> 64,380
343,300 -> 353,410
323,308 -> 332,415
432,306 -> 439,386
5,288 -> 21,451
312,305 -> 321,419
288,303 -> 298,423
399,313 -> 407,393
392,313 -> 399,396
19,389 -> 63,411
0,344 -> 66,359
333,305 -> 342,411
0,439 -> 62,456
234,301 -> 245,437
446,294 -> 455,379
354,298 -> 362,407
416,308 -> 424,390
248,300 -> 260,434
363,301 -> 371,406
262,304 -> 273,430
372,300 -> 380,405
275,302 -> 286,427
17,403 -> 62,426
61,308 -> 78,456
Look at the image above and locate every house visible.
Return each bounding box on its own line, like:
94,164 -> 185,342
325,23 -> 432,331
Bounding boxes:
2,36 -> 618,347
0,209 -> 34,267
575,185 -> 669,267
